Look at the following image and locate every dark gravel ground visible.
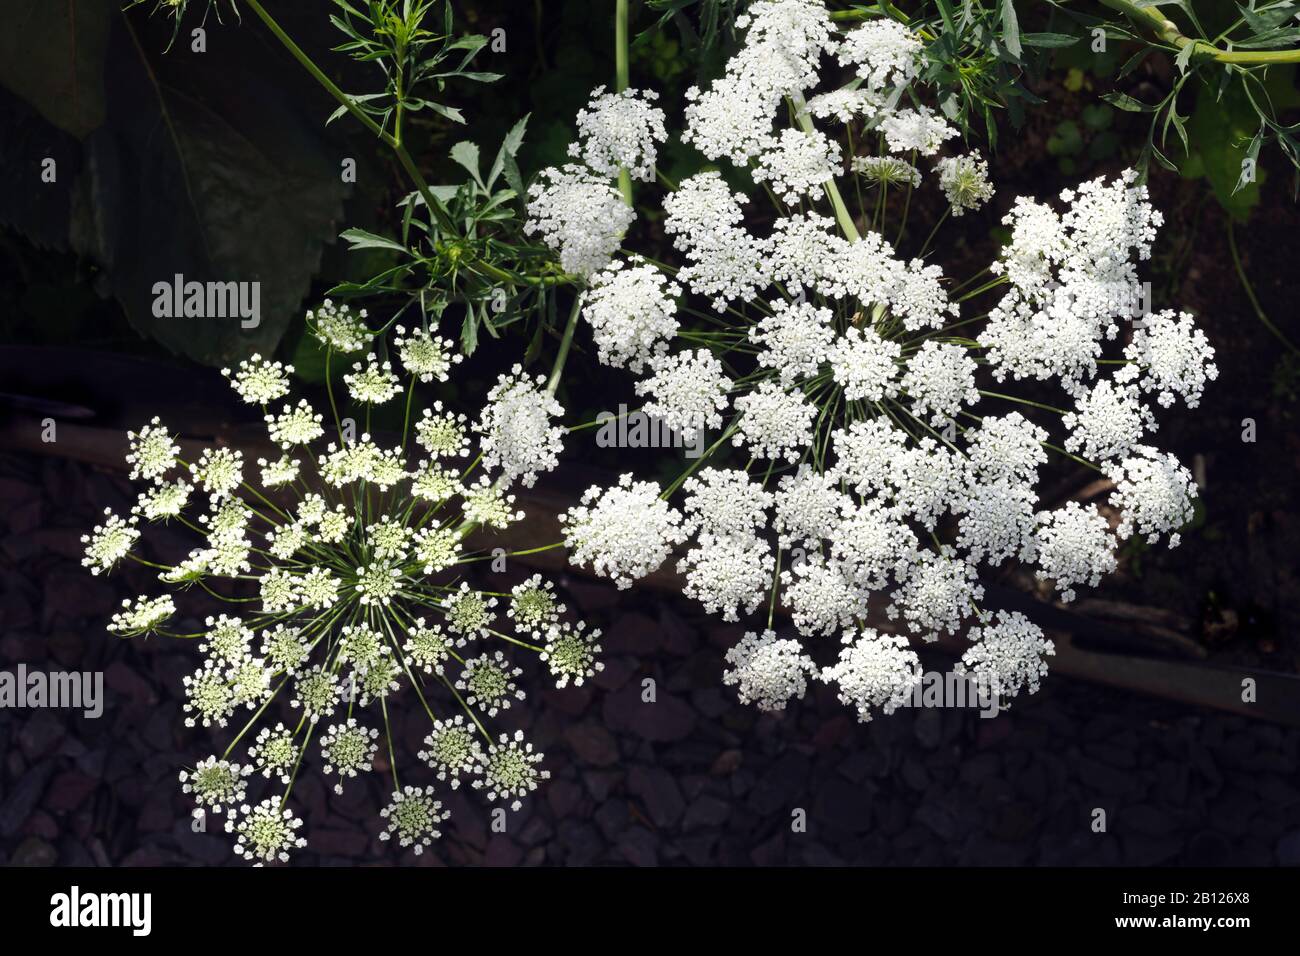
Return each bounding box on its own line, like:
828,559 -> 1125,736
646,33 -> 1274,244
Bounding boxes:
2,452 -> 1300,867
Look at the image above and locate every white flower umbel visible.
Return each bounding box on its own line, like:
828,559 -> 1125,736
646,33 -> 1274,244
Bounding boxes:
836,17 -> 923,90
404,619 -> 455,674
224,355 -> 292,405
442,583 -> 497,641
379,786 -> 448,855
852,156 -> 921,187
472,730 -> 550,812
525,163 -> 634,277
1105,445 -> 1198,546
880,107 -> 958,156
821,630 -> 922,722
561,474 -> 686,588
201,614 -> 254,665
456,650 -> 524,717
108,595 -> 175,637
226,799 -> 306,865
935,152 -> 995,216
582,259 -> 681,373
135,480 -> 193,522
954,479 -> 1038,567
248,724 -> 296,784
419,716 -> 483,789
1120,309 -> 1218,408
1063,379 -> 1155,461
682,467 -> 773,538
319,719 -> 379,794
683,75 -> 778,165
723,629 -> 817,711
394,325 -> 461,383
415,403 -> 471,458
889,550 -> 983,641
732,381 -> 817,462
750,299 -> 836,384
1034,501 -> 1118,602
535,4 -> 1216,727
957,611 -> 1055,704
773,466 -> 851,548
308,299 -> 372,352
807,87 -> 884,122
828,326 -> 901,401
189,447 -> 243,502
541,621 -> 604,688
344,355 -> 403,405
764,212 -> 839,289
635,348 -> 730,440
91,320 -> 598,865
678,532 -> 774,622
901,340 -> 980,427
508,575 -> 564,636
570,86 -> 667,182
752,128 -> 842,204
125,417 -> 180,482
662,172 -> 766,310
179,756 -> 251,812
782,555 -> 870,637
266,399 -> 324,447
475,365 -> 565,488
82,509 -> 139,575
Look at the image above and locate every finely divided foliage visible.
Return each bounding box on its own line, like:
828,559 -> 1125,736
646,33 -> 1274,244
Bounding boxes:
534,1 -> 1214,719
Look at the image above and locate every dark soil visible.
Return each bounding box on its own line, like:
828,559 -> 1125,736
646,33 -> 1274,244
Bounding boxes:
2,454 -> 1299,866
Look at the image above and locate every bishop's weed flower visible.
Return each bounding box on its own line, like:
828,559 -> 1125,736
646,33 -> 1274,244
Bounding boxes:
86,311 -> 600,864
538,0 -> 1215,723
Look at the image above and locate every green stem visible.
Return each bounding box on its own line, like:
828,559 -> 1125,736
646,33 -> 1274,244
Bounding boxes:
791,94 -> 859,242
546,296 -> 583,396
241,0 -> 456,234
615,0 -> 634,206
1097,0 -> 1300,64
510,541 -> 565,557
1227,220 -> 1299,355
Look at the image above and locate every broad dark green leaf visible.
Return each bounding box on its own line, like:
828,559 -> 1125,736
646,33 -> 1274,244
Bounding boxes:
61,7 -> 347,366
0,0 -> 111,137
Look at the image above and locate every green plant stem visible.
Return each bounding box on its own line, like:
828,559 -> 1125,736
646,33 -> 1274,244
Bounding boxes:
241,0 -> 457,235
615,0 -> 634,206
546,296 -> 583,396
1227,220 -> 1299,356
1097,0 -> 1300,64
791,98 -> 891,327
791,94 -> 859,242
509,542 -> 565,557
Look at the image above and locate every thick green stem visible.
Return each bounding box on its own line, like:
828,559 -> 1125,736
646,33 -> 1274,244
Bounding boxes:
1098,0 -> 1300,63
791,93 -> 860,242
615,0 -> 634,206
546,296 -> 583,396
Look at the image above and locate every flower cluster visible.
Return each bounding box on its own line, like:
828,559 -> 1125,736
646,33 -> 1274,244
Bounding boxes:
87,314 -> 600,864
541,2 -> 1214,722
